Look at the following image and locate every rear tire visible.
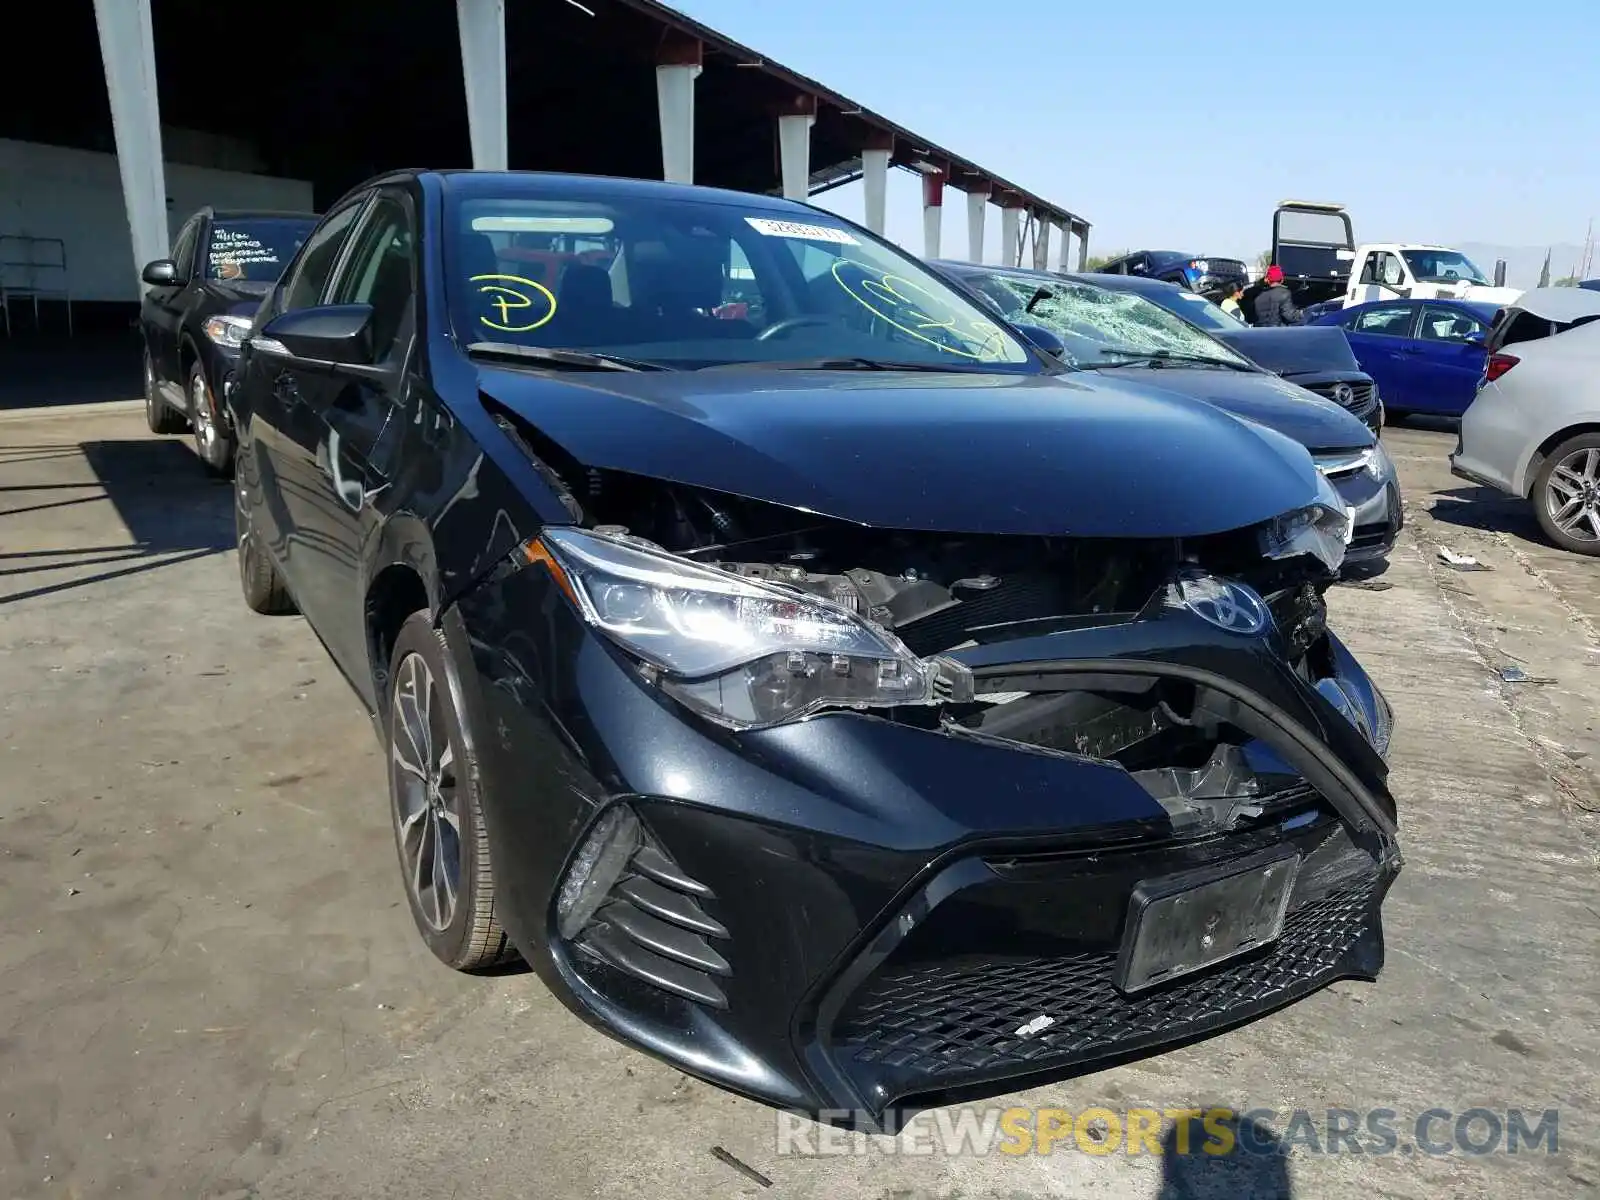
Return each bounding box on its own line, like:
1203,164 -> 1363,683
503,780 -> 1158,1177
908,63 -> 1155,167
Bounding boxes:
386,612 -> 514,971
234,446 -> 296,614
188,361 -> 235,478
144,349 -> 186,434
1533,432 -> 1600,556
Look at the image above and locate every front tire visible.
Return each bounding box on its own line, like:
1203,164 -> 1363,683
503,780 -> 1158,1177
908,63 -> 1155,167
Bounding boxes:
188,362 -> 235,478
144,349 -> 186,434
387,612 -> 514,971
1533,432 -> 1600,555
234,446 -> 295,614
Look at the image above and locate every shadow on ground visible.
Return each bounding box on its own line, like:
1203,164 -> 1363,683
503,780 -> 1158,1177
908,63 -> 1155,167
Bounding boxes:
0,437 -> 232,606
0,330 -> 143,410
1427,484 -> 1547,546
1158,1111 -> 1293,1199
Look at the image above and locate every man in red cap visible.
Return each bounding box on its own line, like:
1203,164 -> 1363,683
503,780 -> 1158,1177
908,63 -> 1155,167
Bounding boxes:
1252,264 -> 1305,326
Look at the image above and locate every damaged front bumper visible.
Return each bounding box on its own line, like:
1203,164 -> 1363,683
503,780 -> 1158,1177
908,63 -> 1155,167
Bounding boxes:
450,566 -> 1401,1130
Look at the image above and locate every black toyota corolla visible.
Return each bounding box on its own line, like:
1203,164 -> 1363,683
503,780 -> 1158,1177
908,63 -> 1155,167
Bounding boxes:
229,169 -> 1401,1129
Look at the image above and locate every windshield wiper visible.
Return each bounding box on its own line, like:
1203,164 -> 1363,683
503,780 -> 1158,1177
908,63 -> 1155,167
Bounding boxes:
1087,347 -> 1255,372
465,342 -> 668,372
697,357 -> 977,373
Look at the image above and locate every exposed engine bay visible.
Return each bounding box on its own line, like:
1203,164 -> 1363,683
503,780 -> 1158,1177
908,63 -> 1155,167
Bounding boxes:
503,417 -> 1348,836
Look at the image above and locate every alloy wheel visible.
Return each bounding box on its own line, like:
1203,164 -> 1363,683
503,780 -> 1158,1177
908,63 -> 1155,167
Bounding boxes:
144,355 -> 156,420
390,653 -> 462,932
1545,446 -> 1600,543
191,372 -> 218,462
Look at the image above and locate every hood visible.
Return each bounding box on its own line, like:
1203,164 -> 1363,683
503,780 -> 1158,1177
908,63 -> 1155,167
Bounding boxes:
1506,286 -> 1600,322
1100,367 -> 1375,453
479,368 -> 1322,538
199,278 -> 273,305
1443,283 -> 1522,305
1213,325 -> 1362,376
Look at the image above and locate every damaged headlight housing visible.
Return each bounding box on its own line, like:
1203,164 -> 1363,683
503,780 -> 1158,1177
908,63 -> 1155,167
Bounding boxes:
1259,473 -> 1350,575
536,527 -> 939,728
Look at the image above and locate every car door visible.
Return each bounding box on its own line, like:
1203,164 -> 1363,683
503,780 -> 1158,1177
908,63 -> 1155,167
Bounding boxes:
1353,250 -> 1409,305
143,216 -> 200,400
287,188 -> 419,688
241,196 -> 370,613
1343,302 -> 1420,409
1410,303 -> 1491,415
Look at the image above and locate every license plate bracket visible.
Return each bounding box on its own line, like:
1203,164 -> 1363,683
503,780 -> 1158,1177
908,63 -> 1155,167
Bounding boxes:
1115,850 -> 1300,995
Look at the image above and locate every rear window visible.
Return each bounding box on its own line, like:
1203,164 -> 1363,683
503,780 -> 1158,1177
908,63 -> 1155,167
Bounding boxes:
1494,309 -> 1600,349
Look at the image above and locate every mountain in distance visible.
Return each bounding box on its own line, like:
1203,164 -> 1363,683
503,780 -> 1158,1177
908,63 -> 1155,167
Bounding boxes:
1457,242 -> 1592,288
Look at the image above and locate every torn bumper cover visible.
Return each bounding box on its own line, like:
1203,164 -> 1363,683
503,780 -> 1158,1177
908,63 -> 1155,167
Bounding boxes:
453,560 -> 1400,1131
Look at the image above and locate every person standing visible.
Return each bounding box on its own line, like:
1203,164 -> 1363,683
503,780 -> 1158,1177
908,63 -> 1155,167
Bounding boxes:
1218,281 -> 1247,321
1252,265 -> 1304,326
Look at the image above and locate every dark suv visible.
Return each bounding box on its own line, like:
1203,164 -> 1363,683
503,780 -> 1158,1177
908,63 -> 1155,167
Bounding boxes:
1094,250 -> 1250,299
139,207 -> 318,474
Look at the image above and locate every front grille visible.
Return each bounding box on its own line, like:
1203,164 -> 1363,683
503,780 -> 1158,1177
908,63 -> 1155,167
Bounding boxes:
836,877 -> 1376,1079
1305,380 -> 1379,422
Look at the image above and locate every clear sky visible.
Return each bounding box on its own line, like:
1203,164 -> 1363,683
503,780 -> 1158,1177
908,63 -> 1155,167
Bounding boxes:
675,0 -> 1596,266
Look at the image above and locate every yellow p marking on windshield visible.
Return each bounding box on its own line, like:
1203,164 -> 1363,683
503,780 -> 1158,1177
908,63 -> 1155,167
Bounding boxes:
470,273 -> 557,333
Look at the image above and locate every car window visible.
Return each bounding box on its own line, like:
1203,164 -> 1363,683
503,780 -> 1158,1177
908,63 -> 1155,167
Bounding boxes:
1351,303 -> 1416,337
1401,249 -> 1489,286
445,192 -> 1034,371
280,199 -> 367,313
207,217 -> 317,283
1418,307 -> 1485,343
328,192 -> 416,363
1170,290 -> 1243,331
960,270 -> 1255,370
171,219 -> 199,280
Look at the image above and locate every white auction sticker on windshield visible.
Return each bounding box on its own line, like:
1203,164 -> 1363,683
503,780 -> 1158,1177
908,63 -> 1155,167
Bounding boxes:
745,217 -> 859,245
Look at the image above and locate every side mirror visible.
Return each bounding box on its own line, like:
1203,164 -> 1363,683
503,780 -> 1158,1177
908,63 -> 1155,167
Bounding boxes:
1013,323 -> 1066,357
142,259 -> 180,286
259,304 -> 375,366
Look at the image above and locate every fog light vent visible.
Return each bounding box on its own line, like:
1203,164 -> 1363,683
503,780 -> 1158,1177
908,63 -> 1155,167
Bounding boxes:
558,804 -> 732,1009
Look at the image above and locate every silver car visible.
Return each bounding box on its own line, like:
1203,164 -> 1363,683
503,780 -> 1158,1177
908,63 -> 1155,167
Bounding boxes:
1451,288 -> 1600,554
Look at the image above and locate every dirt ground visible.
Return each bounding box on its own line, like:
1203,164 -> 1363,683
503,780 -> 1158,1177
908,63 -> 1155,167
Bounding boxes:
2,404 -> 1598,1199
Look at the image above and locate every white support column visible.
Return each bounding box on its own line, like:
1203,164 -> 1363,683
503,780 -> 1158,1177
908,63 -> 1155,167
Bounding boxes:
922,172 -> 945,260
861,146 -> 892,236
777,112 -> 815,201
93,0 -> 168,288
655,34 -> 702,184
965,188 -> 988,263
1077,226 -> 1090,271
999,206 -> 1023,267
655,65 -> 701,183
1056,221 -> 1071,272
1033,219 -> 1051,271
456,0 -> 508,170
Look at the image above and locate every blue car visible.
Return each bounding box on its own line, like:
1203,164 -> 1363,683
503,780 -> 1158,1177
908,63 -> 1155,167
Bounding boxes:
1311,299 -> 1501,418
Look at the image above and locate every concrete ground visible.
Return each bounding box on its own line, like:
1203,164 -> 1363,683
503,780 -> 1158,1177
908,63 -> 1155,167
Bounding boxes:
2,405 -> 1598,1199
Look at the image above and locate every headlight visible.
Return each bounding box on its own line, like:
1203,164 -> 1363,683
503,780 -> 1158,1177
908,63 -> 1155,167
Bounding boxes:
1190,259 -> 1210,273
538,527 -> 938,728
1367,439 -> 1392,480
1259,473 -> 1350,574
202,314 -> 253,349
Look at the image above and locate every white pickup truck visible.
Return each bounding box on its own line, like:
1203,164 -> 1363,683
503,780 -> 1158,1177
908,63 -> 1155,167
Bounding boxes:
1270,201 -> 1523,311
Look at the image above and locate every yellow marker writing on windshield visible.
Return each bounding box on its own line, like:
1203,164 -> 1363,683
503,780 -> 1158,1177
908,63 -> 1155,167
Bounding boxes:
831,261 -> 1001,359
470,273 -> 557,333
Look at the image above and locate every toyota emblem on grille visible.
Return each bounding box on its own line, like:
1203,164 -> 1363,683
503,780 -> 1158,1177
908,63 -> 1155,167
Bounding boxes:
1172,575 -> 1271,636
1331,383 -> 1354,406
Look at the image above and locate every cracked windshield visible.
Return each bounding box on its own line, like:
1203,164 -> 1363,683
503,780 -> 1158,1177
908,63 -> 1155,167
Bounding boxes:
961,271 -> 1255,370
446,194 -> 1035,371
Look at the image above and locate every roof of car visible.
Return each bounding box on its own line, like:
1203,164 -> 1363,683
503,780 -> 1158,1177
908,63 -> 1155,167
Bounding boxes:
431,169 -> 832,214
1062,271 -> 1187,294
204,208 -> 320,220
1336,298 -> 1502,320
